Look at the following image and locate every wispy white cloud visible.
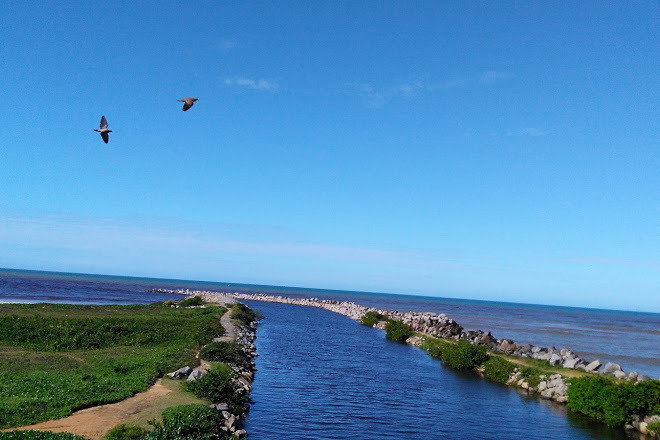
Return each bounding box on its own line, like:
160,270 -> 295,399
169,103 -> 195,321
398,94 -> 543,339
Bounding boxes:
224,77 -> 279,92
354,71 -> 514,108
433,70 -> 515,90
216,38 -> 238,52
519,127 -> 552,137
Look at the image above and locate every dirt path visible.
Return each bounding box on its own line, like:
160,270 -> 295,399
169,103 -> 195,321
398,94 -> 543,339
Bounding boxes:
4,302 -> 237,439
215,309 -> 237,342
4,380 -> 172,439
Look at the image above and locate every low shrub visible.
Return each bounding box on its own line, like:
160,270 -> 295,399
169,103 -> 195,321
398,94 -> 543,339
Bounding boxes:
0,432 -> 87,440
567,377 -> 660,427
230,303 -> 261,326
483,357 -> 515,384
185,367 -> 249,415
419,337 -> 445,359
144,404 -> 228,440
360,311 -> 387,327
385,320 -> 413,343
648,421 -> 660,436
520,367 -> 542,389
200,341 -> 250,370
179,296 -> 204,307
440,340 -> 489,370
104,424 -> 147,440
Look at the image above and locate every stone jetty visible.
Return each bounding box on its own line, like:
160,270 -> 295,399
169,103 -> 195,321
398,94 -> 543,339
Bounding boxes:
152,289 -> 650,383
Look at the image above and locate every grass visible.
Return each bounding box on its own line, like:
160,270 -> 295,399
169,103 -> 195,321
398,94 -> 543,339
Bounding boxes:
230,302 -> 261,326
0,302 -> 226,429
0,432 -> 87,440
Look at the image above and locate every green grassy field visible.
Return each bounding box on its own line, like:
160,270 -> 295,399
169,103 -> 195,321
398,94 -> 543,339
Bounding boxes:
0,302 -> 226,429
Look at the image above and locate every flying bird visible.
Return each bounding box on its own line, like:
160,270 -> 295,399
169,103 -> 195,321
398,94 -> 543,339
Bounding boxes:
178,97 -> 198,111
94,115 -> 112,144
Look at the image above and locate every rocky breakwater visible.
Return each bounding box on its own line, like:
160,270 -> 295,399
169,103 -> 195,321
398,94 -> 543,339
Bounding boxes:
229,292 -> 652,382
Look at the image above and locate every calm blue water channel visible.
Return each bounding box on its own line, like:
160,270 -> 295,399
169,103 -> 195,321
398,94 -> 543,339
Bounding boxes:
242,300 -> 632,440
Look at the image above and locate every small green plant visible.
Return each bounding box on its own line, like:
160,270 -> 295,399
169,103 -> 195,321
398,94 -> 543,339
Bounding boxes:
360,311 -> 387,327
419,337 -> 445,359
185,367 -> 249,415
520,367 -> 542,389
647,421 -> 660,436
179,296 -> 204,307
440,340 -> 489,370
144,404 -> 228,440
200,341 -> 251,370
230,303 -> 261,326
385,320 -> 413,343
104,424 -> 147,440
567,377 -> 660,427
0,432 -> 87,440
483,357 -> 515,384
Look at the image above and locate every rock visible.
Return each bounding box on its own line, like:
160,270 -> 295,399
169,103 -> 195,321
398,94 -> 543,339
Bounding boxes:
614,370 -> 626,379
537,381 -> 547,392
563,358 -> 581,369
549,354 -> 562,366
187,370 -> 205,381
211,403 -> 229,411
235,429 -> 248,438
600,362 -> 622,375
225,415 -> 237,429
626,371 -> 638,381
584,360 -> 601,373
167,366 -> 192,379
637,374 -> 651,382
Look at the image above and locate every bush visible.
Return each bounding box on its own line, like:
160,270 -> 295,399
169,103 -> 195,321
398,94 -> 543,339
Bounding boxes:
483,357 -> 515,383
179,296 -> 204,307
440,340 -> 489,370
230,303 -> 261,326
419,337 -> 445,359
385,320 -> 413,343
567,377 -> 660,427
360,311 -> 387,327
185,367 -> 249,415
104,424 -> 147,440
144,404 -> 228,440
648,421 -> 660,436
0,432 -> 87,440
200,341 -> 250,370
520,367 -> 542,389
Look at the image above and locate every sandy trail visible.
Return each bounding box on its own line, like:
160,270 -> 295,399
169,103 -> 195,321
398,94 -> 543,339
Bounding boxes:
3,379 -> 172,439
3,299 -> 236,439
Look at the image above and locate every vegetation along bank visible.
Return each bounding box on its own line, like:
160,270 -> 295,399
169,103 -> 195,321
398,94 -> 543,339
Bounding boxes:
0,295 -> 260,440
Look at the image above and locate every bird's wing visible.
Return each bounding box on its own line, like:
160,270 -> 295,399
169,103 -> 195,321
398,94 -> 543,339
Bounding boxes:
101,132 -> 109,144
182,102 -> 193,111
177,99 -> 185,102
100,115 -> 108,129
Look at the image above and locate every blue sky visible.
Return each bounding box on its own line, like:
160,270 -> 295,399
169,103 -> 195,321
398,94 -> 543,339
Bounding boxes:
0,1 -> 658,312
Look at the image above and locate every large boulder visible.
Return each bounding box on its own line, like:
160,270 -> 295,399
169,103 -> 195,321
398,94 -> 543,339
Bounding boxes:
600,362 -> 622,376
187,370 -> 205,381
584,360 -> 601,373
167,366 -> 193,379
549,353 -> 562,366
